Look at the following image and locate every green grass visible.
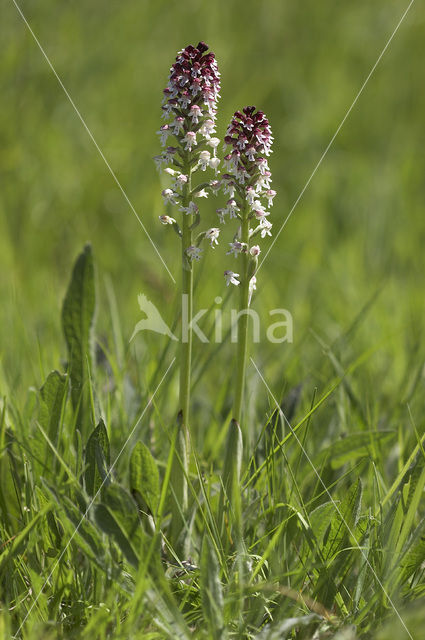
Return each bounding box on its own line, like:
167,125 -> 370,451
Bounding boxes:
1,0 -> 425,638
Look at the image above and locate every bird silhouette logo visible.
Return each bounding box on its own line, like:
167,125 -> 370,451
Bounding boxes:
130,294 -> 178,342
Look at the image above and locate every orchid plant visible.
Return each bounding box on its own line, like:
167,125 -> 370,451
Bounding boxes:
155,42 -> 221,547
219,106 -> 275,424
156,44 -> 274,547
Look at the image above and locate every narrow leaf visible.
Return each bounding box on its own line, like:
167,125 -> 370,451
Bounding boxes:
130,441 -> 160,515
39,370 -> 67,444
62,243 -> 95,430
200,536 -> 225,640
94,503 -> 139,568
85,419 -> 110,496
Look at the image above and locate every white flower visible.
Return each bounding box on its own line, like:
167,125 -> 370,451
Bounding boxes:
209,179 -> 221,194
207,137 -> 220,155
190,79 -> 202,96
180,201 -> 199,216
226,199 -> 240,219
223,154 -> 237,172
227,241 -> 246,257
174,173 -> 188,191
161,188 -> 178,205
209,157 -> 220,173
164,167 -> 176,177
179,93 -> 191,109
246,146 -> 256,161
236,165 -> 250,184
249,275 -> 257,294
264,189 -> 276,207
250,245 -> 261,257
199,118 -> 216,138
186,245 -> 203,261
164,147 -> 177,162
205,227 -> 220,247
256,157 -> 269,175
253,200 -> 267,215
253,204 -> 270,220
236,135 -> 248,151
259,219 -> 273,238
246,186 -> 256,206
198,150 -> 211,171
194,188 -> 209,198
172,117 -> 185,134
153,154 -> 167,171
157,125 -> 171,146
224,270 -> 240,286
159,215 -> 176,225
222,179 -> 236,198
161,102 -> 174,119
182,131 -> 197,151
255,170 -> 272,191
189,105 -> 202,124
248,276 -> 257,304
216,208 -> 226,224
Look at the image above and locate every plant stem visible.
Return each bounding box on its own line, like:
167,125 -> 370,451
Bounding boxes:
171,160 -> 192,553
179,175 -> 193,431
233,204 -> 250,425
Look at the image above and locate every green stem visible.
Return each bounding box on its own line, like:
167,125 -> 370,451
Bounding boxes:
233,204 -> 250,426
171,160 -> 192,553
180,185 -> 193,429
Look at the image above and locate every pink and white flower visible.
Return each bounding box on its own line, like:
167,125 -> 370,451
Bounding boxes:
189,105 -> 202,124
224,270 -> 240,286
227,241 -> 247,257
198,150 -> 211,171
182,131 -> 197,151
259,219 -> 272,238
180,201 -> 199,216
159,215 -> 176,225
161,188 -> 178,205
157,124 -> 171,146
186,245 -> 203,261
205,227 -> 220,247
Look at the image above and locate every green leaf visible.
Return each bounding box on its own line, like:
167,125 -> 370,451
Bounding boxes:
39,370 -> 67,442
257,613 -> 320,639
61,495 -> 107,571
35,486 -> 62,553
43,481 -> 107,571
315,431 -> 394,469
94,503 -> 139,568
129,441 -> 160,515
0,504 -> 52,573
85,419 -> 111,497
400,516 -> 425,582
103,483 -> 142,541
323,479 -> 362,561
37,370 -> 68,474
220,419 -> 243,538
200,536 -> 225,640
309,501 -> 336,546
62,243 -> 95,429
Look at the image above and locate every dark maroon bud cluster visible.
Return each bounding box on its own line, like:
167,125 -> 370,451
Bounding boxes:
223,106 -> 274,187
155,42 -> 221,162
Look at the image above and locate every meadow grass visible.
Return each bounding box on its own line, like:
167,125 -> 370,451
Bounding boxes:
1,0 -> 425,638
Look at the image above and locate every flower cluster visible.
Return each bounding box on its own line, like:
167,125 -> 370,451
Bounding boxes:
155,41 -> 221,182
218,106 -> 275,289
156,42 -> 223,257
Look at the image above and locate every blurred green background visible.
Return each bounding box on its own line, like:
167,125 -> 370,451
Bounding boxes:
1,0 -> 424,411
